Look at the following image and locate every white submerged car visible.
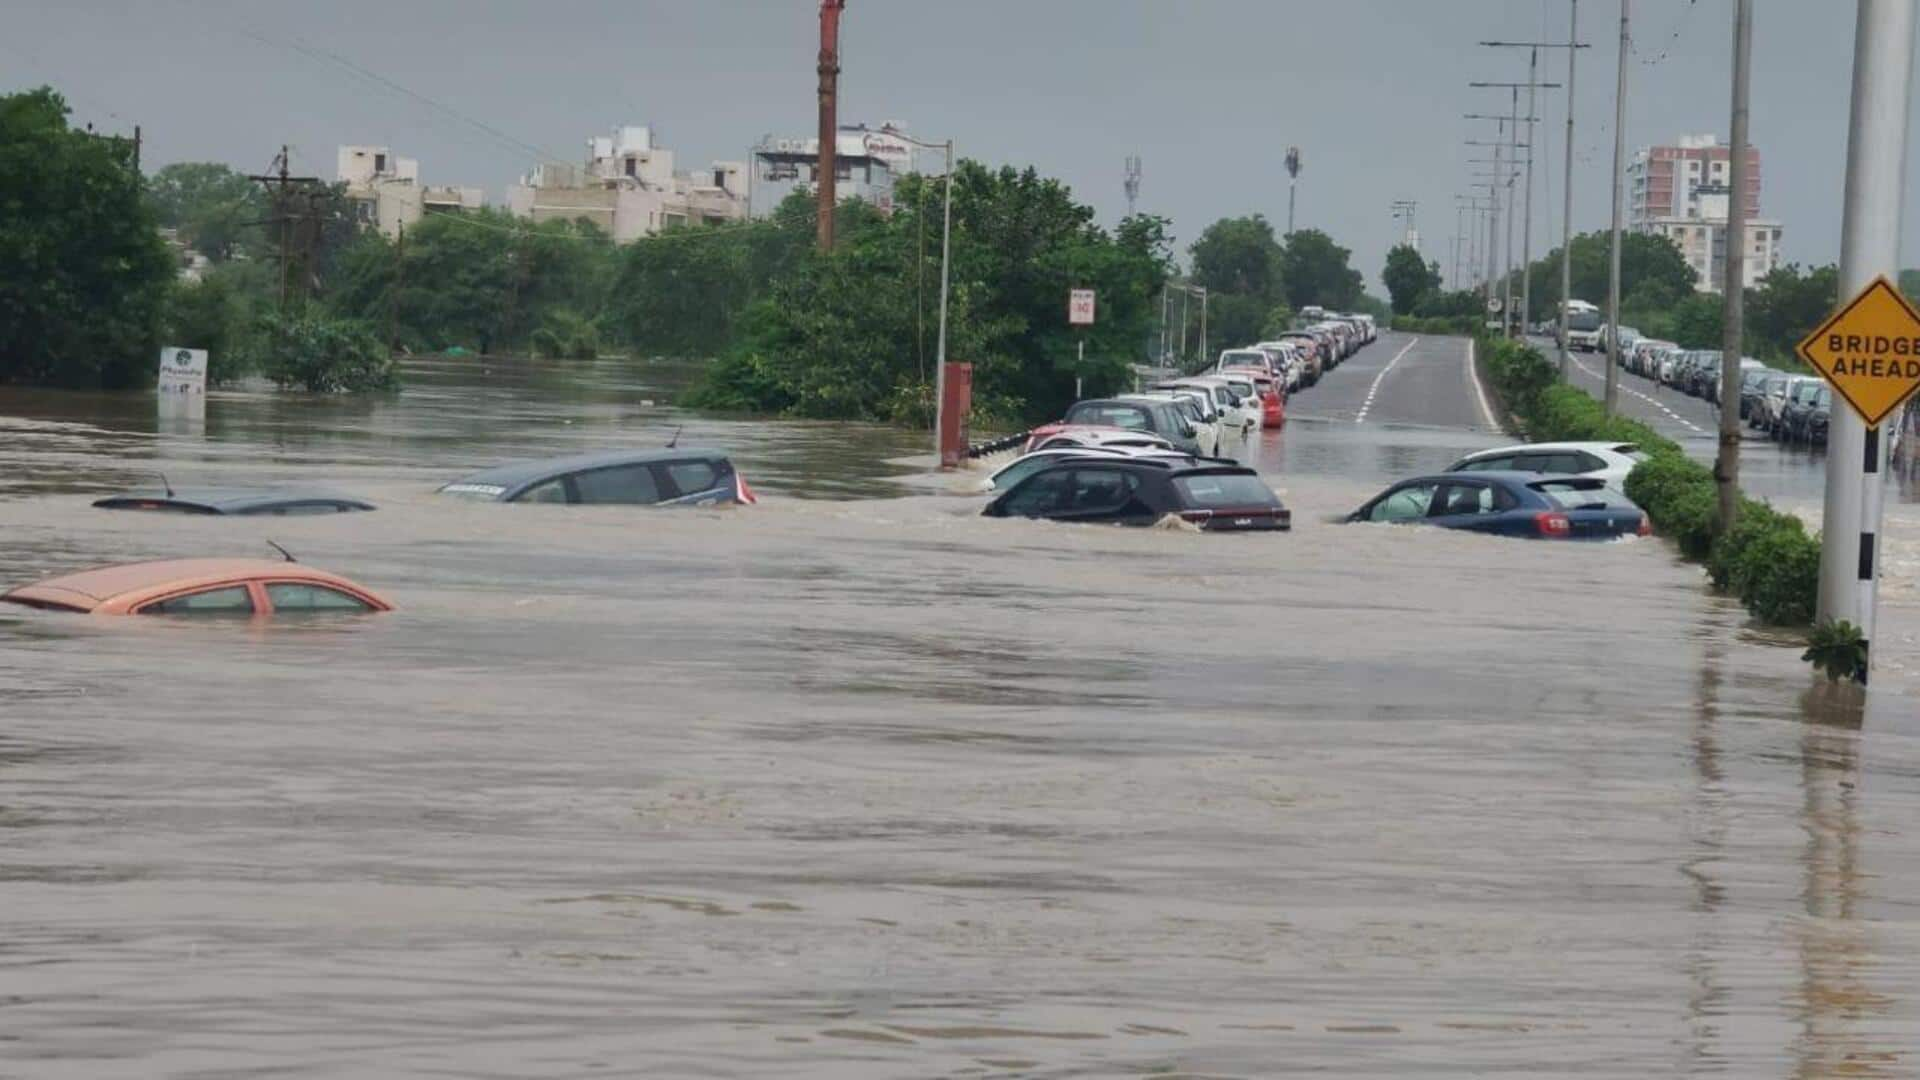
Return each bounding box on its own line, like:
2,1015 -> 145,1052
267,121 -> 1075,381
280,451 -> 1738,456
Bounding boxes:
1442,440 -> 1649,491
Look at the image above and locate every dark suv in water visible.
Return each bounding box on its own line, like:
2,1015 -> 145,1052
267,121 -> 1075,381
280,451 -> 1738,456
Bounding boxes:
984,458 -> 1290,531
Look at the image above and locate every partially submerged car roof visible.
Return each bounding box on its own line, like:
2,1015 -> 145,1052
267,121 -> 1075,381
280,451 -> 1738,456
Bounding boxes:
441,447 -> 730,498
1,558 -> 390,614
93,487 -> 376,515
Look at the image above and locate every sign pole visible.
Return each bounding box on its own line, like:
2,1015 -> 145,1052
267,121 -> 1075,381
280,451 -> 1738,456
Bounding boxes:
1817,0 -> 1915,684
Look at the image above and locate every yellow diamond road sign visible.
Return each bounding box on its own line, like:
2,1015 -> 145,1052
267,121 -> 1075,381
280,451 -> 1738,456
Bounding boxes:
1795,275 -> 1920,428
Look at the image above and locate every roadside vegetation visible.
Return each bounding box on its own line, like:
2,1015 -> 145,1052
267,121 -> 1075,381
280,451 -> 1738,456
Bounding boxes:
1479,333 -> 1820,626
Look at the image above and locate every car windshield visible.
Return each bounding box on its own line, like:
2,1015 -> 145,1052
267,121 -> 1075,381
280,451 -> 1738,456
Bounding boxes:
1220,351 -> 1266,365
1171,473 -> 1279,509
1065,403 -> 1151,430
439,483 -> 507,501
1534,482 -> 1637,511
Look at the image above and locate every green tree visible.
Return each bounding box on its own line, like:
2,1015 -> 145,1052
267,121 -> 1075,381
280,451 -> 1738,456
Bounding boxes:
1746,263 -> 1837,362
692,161 -> 1170,423
147,161 -> 266,262
1381,243 -> 1441,315
1189,214 -> 1282,298
0,87 -> 174,388
1278,228 -> 1364,310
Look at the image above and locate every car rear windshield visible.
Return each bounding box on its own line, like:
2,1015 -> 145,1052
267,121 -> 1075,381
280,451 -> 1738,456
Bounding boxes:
1534,482 -> 1637,511
1219,351 -> 1267,365
1172,473 -> 1280,509
1066,404 -> 1152,430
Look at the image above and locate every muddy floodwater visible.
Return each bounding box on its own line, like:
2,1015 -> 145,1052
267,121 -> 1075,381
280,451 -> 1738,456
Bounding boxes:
6,343 -> 1920,1077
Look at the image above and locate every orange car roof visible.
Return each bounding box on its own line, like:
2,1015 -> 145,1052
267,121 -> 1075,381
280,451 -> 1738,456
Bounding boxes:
1,558 -> 377,612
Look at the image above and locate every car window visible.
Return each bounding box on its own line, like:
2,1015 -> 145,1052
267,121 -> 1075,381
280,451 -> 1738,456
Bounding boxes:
248,502 -> 356,516
1368,482 -> 1438,523
1573,451 -> 1608,472
1068,469 -> 1137,512
1173,473 -> 1279,508
992,455 -> 1061,490
666,460 -> 720,496
572,464 -> 661,505
1429,482 -> 1501,517
1066,404 -> 1152,430
1535,482 -> 1636,510
515,478 -> 569,504
1532,452 -> 1589,474
1001,470 -> 1074,516
265,582 -> 374,612
140,585 -> 255,615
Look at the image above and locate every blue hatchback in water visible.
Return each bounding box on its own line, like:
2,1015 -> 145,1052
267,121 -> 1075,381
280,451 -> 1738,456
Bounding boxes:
1347,471 -> 1648,540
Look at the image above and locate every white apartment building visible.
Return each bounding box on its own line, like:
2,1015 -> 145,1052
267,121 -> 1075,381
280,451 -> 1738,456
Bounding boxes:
506,126 -> 748,242
1628,133 -> 1783,292
337,145 -> 483,238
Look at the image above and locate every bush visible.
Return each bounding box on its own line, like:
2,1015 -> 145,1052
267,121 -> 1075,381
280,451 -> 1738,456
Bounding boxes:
242,311 -> 397,393
1391,314 -> 1479,336
1735,525 -> 1821,625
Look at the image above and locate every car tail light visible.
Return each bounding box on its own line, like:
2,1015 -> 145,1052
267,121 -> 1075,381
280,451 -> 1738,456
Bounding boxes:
1636,514 -> 1652,537
1534,511 -> 1571,538
1180,509 -> 1214,526
734,472 -> 759,505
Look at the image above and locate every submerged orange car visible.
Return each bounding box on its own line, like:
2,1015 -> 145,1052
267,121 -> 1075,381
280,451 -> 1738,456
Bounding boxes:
0,558 -> 393,616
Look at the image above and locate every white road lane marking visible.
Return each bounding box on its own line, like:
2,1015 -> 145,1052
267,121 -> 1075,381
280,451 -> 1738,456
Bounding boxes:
1466,338 -> 1499,430
1355,337 -> 1419,423
1567,352 -> 1703,432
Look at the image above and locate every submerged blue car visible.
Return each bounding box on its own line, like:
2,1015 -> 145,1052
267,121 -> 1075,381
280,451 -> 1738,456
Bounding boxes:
1348,471 -> 1648,540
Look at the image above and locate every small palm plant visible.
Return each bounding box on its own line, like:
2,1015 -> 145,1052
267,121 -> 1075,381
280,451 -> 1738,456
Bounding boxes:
1804,619 -> 1868,684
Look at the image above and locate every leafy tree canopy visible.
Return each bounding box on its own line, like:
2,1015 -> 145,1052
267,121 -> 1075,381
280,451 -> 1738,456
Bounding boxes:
0,87 -> 174,388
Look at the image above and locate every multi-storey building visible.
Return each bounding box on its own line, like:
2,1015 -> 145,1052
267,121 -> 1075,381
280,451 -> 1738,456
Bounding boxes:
1628,133 -> 1783,292
506,126 -> 748,242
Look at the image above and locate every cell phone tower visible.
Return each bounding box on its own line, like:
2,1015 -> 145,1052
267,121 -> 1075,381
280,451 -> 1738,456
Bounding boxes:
1123,155 -> 1142,218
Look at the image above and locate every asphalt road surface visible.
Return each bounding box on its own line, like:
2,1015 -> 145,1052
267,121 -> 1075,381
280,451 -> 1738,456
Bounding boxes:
1290,332 -> 1498,431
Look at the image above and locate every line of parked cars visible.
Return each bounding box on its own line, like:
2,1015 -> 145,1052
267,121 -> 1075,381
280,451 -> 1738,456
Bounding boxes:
979,313 -> 1379,532
1,446 -> 761,618
1617,337 -> 1830,446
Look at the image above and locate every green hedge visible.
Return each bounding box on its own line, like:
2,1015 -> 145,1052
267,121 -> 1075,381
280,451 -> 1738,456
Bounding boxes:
1391,314 -> 1481,336
1477,334 -> 1819,627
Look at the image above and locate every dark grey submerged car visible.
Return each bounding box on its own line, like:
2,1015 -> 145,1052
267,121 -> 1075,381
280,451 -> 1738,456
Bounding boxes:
93,487 -> 376,515
438,448 -> 755,506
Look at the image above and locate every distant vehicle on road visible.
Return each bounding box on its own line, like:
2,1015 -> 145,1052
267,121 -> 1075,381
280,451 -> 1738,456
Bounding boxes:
1347,472 -> 1648,540
1778,383 -> 1832,445
1062,398 -> 1204,455
1156,377 -> 1259,437
2,557 -> 393,615
93,486 -> 376,516
984,459 -> 1290,531
1444,440 -> 1647,490
439,448 -> 756,506
1121,392 -> 1220,457
1562,300 -> 1604,351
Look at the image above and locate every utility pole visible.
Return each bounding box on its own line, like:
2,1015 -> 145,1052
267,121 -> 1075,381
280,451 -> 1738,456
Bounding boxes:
1124,155 -> 1142,218
132,124 -> 141,173
1564,2 -> 1580,376
1604,0 -> 1630,416
1817,0 -> 1914,683
1284,147 -> 1302,235
388,224 -> 405,357
815,0 -> 845,251
1716,0 -> 1753,533
247,145 -> 319,312
1473,79 -> 1558,335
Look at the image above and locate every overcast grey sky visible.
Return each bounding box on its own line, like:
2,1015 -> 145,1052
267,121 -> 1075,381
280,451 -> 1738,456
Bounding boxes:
6,1 -> 1916,288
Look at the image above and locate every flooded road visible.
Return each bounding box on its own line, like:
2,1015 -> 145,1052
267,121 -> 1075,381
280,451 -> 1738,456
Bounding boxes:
5,339 -> 1920,1077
